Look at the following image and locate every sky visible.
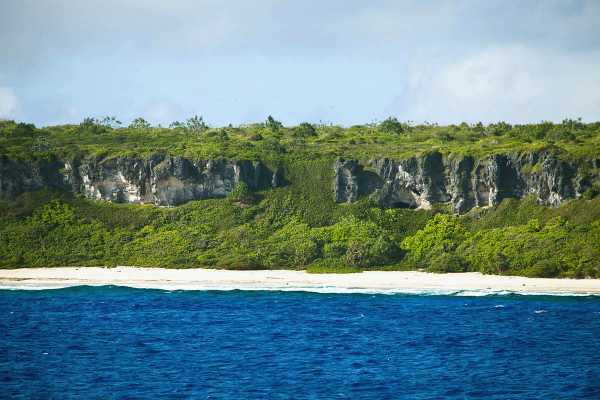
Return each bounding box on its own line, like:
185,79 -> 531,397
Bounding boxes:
0,0 -> 599,127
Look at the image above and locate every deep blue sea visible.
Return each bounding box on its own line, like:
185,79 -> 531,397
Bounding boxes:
1,287 -> 600,399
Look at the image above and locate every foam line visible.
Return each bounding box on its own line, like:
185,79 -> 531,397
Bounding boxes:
1,283 -> 599,297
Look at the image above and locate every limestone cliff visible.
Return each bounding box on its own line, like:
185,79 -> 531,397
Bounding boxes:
0,155 -> 280,206
1,149 -> 598,213
334,151 -> 599,213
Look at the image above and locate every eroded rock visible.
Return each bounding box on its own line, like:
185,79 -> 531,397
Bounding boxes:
1,155 -> 280,206
333,151 -> 597,213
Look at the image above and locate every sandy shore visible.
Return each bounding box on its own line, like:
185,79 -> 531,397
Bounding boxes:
1,267 -> 600,295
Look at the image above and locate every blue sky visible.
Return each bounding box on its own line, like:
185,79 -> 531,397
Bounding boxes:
1,0 -> 599,126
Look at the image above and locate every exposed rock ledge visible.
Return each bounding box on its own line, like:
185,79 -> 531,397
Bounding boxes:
334,151 -> 599,213
0,155 -> 281,206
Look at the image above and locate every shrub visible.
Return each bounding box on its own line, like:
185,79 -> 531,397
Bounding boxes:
228,182 -> 255,204
401,214 -> 469,265
427,253 -> 468,273
523,260 -> 560,278
261,219 -> 318,268
325,216 -> 399,267
306,259 -> 362,274
583,183 -> 600,200
216,254 -> 261,270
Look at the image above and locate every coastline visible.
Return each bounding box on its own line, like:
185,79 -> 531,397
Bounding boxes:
1,267 -> 600,295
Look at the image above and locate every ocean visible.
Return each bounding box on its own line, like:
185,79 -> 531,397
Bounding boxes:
1,286 -> 599,399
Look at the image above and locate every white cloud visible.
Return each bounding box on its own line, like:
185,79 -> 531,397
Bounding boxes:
0,86 -> 19,119
142,101 -> 187,126
404,46 -> 600,123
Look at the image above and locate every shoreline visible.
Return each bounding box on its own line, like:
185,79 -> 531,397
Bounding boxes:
1,267 -> 600,295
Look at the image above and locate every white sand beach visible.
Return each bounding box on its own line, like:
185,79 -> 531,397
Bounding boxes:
1,267 -> 600,295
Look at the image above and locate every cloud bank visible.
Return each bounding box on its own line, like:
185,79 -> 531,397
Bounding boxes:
405,46 -> 600,123
0,0 -> 599,126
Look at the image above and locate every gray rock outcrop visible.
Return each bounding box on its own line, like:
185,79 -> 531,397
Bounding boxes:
333,150 -> 599,213
1,149 -> 597,213
0,154 -> 280,206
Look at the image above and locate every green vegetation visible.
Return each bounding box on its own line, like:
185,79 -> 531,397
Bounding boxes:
398,202 -> 600,278
1,186 -> 599,277
306,260 -> 362,274
1,117 -> 600,277
2,117 -> 599,162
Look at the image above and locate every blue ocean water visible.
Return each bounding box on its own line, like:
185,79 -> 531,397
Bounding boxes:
1,287 -> 600,399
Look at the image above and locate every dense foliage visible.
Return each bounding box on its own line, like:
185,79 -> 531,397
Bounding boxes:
1,117 -> 600,277
1,185 -> 599,277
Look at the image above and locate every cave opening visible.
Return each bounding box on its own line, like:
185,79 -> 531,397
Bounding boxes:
389,200 -> 417,209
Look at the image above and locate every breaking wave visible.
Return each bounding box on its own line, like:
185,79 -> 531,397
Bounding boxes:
1,283 -> 598,297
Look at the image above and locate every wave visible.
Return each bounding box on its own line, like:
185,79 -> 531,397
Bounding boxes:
1,283 -> 599,297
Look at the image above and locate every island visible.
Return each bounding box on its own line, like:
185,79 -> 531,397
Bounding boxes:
1,117 -> 599,279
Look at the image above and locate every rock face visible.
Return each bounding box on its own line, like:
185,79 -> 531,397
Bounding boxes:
0,155 -> 280,206
1,150 -> 597,213
333,151 -> 599,213
0,155 -> 70,199
333,159 -> 360,203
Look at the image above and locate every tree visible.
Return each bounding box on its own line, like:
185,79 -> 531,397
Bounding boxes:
80,117 -> 97,129
345,241 -> 368,267
128,117 -> 151,129
473,121 -> 485,133
169,121 -> 185,129
561,118 -> 584,130
379,117 -> 404,135
12,122 -> 36,137
485,121 -> 511,136
78,117 -> 105,135
265,115 -> 283,131
186,115 -> 208,133
32,136 -> 51,152
293,122 -> 317,137
77,116 -> 120,133
98,116 -> 121,128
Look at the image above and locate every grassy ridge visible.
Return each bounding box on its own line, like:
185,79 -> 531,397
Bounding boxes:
2,118 -> 600,162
